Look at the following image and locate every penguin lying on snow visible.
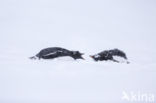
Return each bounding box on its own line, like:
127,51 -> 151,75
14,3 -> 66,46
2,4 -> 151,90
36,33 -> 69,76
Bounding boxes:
90,49 -> 129,63
30,47 -> 85,60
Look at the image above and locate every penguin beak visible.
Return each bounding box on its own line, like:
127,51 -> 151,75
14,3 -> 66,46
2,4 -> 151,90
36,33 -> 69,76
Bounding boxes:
89,55 -> 94,58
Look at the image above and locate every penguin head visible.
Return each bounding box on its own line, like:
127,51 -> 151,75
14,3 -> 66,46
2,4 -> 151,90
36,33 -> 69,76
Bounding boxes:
89,55 -> 99,61
71,51 -> 85,60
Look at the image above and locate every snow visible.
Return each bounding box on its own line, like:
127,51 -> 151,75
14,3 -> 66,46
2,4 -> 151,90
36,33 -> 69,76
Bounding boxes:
113,56 -> 129,63
0,0 -> 156,103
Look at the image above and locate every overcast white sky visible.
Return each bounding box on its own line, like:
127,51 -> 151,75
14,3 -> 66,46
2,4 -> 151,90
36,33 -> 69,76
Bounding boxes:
0,0 -> 156,50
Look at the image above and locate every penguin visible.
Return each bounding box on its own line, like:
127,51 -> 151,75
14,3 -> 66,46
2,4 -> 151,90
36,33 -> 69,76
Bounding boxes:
30,47 -> 85,60
90,49 -> 129,63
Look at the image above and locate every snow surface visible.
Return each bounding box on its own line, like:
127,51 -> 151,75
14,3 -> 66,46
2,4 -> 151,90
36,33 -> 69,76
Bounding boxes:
0,0 -> 156,103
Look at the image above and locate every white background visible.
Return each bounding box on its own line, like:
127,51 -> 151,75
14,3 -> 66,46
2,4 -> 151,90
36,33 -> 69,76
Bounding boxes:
0,0 -> 156,103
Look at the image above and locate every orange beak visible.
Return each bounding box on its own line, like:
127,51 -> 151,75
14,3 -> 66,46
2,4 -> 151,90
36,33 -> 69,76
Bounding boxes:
89,55 -> 94,58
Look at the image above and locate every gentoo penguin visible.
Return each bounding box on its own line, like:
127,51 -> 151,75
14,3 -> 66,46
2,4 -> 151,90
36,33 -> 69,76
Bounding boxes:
90,49 -> 129,63
30,47 -> 85,60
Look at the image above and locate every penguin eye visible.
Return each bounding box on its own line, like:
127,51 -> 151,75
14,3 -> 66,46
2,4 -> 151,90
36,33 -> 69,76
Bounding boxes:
94,55 -> 100,58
